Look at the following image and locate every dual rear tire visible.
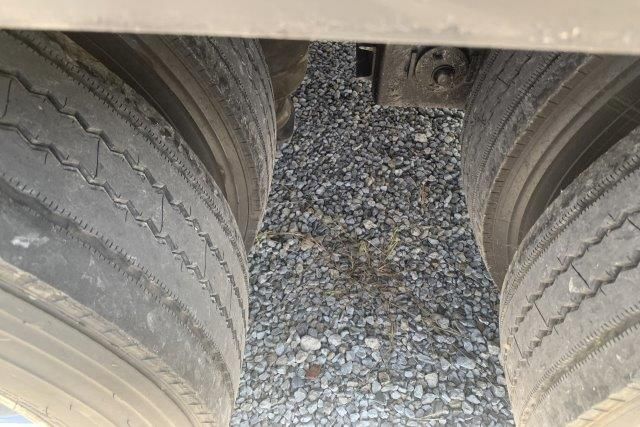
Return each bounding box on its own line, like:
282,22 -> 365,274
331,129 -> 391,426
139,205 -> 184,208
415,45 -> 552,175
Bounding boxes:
463,52 -> 640,425
0,31 -> 275,424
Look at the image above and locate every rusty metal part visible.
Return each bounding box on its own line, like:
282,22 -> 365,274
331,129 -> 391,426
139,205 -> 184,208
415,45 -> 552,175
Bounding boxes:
259,39 -> 310,143
372,45 -> 484,108
414,47 -> 468,90
3,1 -> 640,55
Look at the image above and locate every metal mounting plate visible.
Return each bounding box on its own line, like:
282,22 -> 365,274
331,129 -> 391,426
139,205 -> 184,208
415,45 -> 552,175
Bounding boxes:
373,45 -> 485,109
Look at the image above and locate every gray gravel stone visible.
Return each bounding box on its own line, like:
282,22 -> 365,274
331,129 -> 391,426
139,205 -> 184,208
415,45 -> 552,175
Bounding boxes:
423,393 -> 438,404
294,389 -> 307,402
378,372 -> 391,384
230,42 -> 513,426
363,219 -> 377,230
365,337 -> 381,350
300,335 -> 322,352
340,362 -> 354,375
436,316 -> 451,330
462,401 -> 474,414
414,133 -> 430,143
328,334 -> 342,347
456,356 -> 477,370
414,384 -> 424,399
488,343 -> 501,356
425,372 -> 439,388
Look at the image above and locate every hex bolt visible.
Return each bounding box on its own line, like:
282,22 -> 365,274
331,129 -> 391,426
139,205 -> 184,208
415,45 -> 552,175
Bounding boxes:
414,47 -> 468,94
433,65 -> 455,87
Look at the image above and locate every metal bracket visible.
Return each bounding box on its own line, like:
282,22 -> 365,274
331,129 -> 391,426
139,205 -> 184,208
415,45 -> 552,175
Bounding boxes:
362,44 -> 485,109
355,44 -> 378,80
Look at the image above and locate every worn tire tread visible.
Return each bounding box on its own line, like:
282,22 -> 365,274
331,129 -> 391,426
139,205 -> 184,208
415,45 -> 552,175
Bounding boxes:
500,127 -> 640,426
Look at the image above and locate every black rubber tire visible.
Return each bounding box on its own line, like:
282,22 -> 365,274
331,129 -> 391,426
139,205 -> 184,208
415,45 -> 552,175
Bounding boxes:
462,51 -> 640,285
500,126 -> 640,426
69,32 -> 277,248
0,31 -> 248,424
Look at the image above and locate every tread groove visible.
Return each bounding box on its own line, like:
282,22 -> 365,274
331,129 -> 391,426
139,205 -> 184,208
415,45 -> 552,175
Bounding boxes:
500,128 -> 640,426
0,174 -> 234,421
520,300 -> 640,425
0,70 -> 244,352
8,30 -> 251,299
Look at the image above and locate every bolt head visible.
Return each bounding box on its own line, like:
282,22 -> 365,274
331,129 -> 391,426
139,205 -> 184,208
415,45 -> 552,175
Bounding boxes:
433,67 -> 455,87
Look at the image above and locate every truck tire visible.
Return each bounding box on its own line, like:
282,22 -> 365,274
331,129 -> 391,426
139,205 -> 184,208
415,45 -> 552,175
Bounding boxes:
69,32 -> 277,248
462,51 -> 640,284
500,127 -> 640,426
0,31 -> 247,425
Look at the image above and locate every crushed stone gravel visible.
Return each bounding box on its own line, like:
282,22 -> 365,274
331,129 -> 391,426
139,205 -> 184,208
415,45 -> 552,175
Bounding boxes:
231,42 -> 514,426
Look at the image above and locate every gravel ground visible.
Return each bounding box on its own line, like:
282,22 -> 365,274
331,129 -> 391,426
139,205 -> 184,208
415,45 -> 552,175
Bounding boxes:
231,42 -> 514,426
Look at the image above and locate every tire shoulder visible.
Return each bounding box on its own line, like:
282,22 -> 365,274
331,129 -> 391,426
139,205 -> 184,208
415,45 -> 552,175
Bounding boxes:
500,128 -> 640,425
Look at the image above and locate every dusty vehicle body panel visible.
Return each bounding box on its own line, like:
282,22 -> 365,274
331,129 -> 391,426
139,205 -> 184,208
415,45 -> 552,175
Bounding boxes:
1,0 -> 640,54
